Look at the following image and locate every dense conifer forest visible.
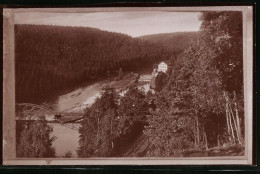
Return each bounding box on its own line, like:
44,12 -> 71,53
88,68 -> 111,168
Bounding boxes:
16,11 -> 245,158
138,32 -> 200,55
16,25 -> 192,103
77,11 -> 244,157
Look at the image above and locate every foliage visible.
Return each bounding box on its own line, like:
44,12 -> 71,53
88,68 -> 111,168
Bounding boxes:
199,11 -> 244,146
154,72 -> 167,92
146,92 -> 195,157
77,87 -> 119,157
15,24 -> 173,103
113,85 -> 149,155
58,11 -> 244,157
16,119 -> 56,158
78,84 -> 150,157
139,31 -> 200,56
77,113 -> 97,157
199,11 -> 243,93
145,11 -> 244,156
118,68 -> 124,79
63,151 -> 73,158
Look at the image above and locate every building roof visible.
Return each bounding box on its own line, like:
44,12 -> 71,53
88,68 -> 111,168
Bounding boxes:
159,60 -> 172,66
159,61 -> 167,65
139,74 -> 153,81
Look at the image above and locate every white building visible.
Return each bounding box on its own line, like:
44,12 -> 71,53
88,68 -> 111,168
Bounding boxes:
158,61 -> 168,73
152,61 -> 170,78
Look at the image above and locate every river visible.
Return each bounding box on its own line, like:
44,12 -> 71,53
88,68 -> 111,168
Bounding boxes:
47,73 -> 153,157
49,123 -> 80,158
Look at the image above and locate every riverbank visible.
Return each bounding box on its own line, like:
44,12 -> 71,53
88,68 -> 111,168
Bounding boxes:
46,72 -> 150,113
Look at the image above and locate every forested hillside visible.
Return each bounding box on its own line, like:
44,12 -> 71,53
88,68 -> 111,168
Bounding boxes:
144,11 -> 244,156
16,11 -> 245,158
77,11 -> 244,157
138,32 -> 200,56
15,25 -> 171,103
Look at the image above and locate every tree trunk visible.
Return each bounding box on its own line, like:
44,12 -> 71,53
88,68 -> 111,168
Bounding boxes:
224,91 -> 236,143
204,132 -> 208,150
229,104 -> 241,144
234,92 -> 242,145
96,117 -> 100,146
110,115 -> 113,148
224,92 -> 231,138
217,121 -> 220,146
196,114 -> 200,148
217,134 -> 220,147
228,111 -> 235,143
166,131 -> 170,157
166,138 -> 170,157
194,115 -> 199,149
194,127 -> 198,149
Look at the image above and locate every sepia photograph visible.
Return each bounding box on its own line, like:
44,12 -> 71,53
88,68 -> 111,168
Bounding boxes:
3,6 -> 253,165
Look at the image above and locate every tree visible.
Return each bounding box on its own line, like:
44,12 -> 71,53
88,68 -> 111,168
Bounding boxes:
113,85 -> 149,155
16,118 -> 56,158
145,11 -> 244,157
181,41 -> 225,149
155,72 -> 167,92
63,151 -> 73,158
146,86 -> 195,157
199,11 -> 243,94
77,111 -> 97,157
77,87 -> 119,157
15,24 -> 173,103
199,11 -> 244,145
118,68 -> 123,79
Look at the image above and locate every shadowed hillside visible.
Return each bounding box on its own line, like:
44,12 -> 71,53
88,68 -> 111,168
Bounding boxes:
15,25 -> 172,103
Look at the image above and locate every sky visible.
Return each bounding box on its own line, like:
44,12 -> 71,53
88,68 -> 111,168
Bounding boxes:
15,11 -> 202,37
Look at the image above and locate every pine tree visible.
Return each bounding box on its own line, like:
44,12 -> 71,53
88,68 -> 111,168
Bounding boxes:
16,118 -> 56,158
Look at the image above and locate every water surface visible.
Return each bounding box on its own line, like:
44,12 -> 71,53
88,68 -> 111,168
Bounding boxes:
47,73 -> 153,157
49,123 -> 80,157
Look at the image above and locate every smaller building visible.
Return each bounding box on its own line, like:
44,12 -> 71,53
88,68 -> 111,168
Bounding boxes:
139,74 -> 153,82
152,68 -> 158,77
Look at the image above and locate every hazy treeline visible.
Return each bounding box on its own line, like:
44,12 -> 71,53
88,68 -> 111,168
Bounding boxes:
139,31 -> 200,56
78,11 -> 244,157
15,25 -> 174,103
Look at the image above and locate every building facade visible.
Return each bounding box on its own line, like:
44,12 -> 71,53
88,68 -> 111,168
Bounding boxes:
152,61 -> 169,78
157,61 -> 168,73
